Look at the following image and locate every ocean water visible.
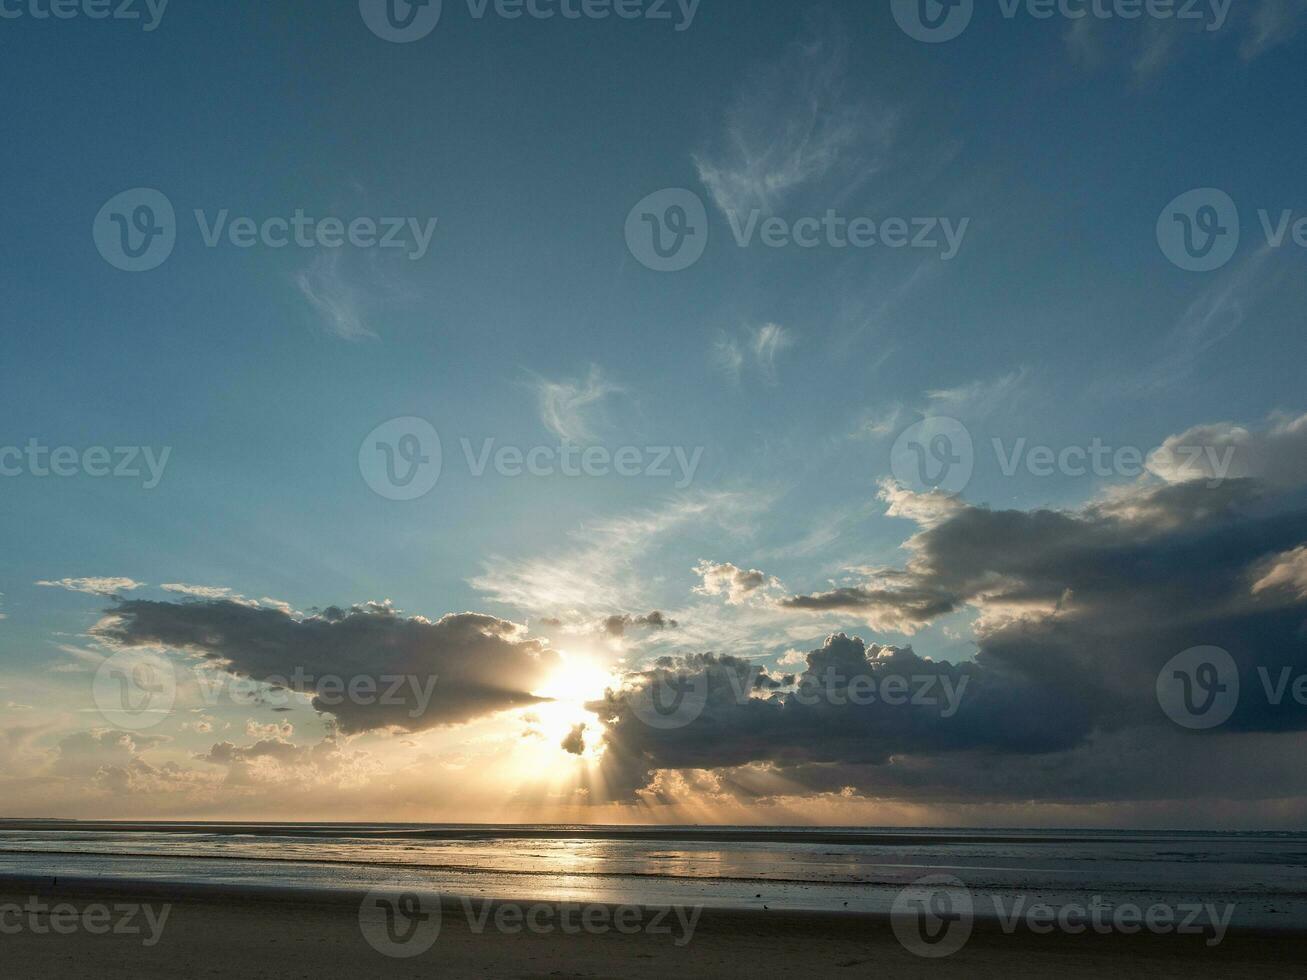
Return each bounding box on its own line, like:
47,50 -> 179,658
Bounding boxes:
0,823 -> 1304,930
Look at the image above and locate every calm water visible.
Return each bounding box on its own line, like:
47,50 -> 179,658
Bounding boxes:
0,824 -> 1304,929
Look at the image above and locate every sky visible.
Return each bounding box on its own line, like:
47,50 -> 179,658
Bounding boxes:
2,0 -> 1307,826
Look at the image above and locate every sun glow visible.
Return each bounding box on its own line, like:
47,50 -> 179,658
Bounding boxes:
526,653 -> 615,762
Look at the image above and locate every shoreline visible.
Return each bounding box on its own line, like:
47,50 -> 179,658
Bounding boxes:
2,818 -> 1293,847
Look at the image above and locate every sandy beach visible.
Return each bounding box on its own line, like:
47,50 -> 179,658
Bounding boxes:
2,877 -> 1305,979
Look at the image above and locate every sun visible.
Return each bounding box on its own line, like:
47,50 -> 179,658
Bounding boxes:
526,653 -> 615,760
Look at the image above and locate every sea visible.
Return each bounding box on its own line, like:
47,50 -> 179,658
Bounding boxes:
0,823 -> 1304,930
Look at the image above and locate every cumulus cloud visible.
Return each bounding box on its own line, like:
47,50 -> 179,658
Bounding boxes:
96,599 -> 560,735
52,730 -> 168,778
561,723 -> 587,756
596,640 -> 1046,800
597,412 -> 1307,803
694,561 -> 776,604
197,734 -> 379,788
602,611 -> 679,637
1147,412 -> 1307,488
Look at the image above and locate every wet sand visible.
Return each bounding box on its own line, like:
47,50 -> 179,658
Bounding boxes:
1,877 -> 1304,979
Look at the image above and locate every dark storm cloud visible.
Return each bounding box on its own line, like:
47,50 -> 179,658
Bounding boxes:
599,432 -> 1307,801
98,600 -> 560,734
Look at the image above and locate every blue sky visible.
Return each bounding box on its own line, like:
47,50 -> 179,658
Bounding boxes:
3,0 -> 1307,824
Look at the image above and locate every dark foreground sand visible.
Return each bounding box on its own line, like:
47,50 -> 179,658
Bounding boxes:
1,878 -> 1304,979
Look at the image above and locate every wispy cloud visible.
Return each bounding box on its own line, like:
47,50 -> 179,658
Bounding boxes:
926,367 -> 1029,418
713,323 -> 795,384
1126,244 -> 1292,394
1064,0 -> 1304,79
1241,0 -> 1307,59
693,13 -> 896,217
36,578 -> 145,597
472,493 -> 764,620
531,365 -> 622,443
294,252 -> 378,342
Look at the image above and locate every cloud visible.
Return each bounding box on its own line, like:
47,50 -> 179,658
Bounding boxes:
602,611 -> 679,637
1241,0 -> 1307,59
596,411 -> 1307,802
561,723 -> 587,756
52,729 -> 168,778
925,368 -> 1028,418
1062,2 -> 1305,77
295,251 -> 378,342
713,323 -> 795,384
196,734 -> 379,788
36,578 -> 145,597
693,12 -> 896,216
694,561 -> 776,605
532,365 -> 621,443
473,493 -> 761,619
1146,412 -> 1307,488
1253,545 -> 1307,600
96,599 -> 560,735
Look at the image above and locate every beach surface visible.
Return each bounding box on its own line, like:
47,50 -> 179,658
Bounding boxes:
2,877 -> 1305,979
